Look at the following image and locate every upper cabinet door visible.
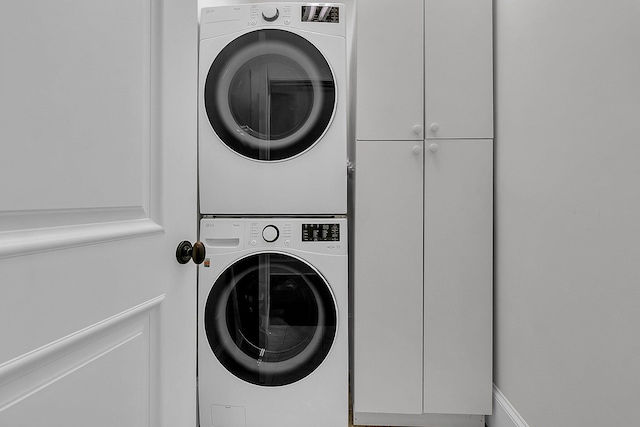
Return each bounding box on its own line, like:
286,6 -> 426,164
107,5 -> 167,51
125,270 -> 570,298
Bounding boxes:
425,0 -> 493,139
356,0 -> 424,141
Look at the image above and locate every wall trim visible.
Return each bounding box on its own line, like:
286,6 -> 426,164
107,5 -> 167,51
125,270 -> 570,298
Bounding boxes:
486,384 -> 529,427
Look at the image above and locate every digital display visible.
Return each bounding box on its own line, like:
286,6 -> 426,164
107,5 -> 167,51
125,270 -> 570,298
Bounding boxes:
301,5 -> 339,23
302,224 -> 340,241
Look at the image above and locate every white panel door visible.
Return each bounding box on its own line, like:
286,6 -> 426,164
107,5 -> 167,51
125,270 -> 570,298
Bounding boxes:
0,1 -> 198,426
356,0 -> 424,141
424,0 -> 493,139
353,140 -> 424,416
423,139 -> 493,415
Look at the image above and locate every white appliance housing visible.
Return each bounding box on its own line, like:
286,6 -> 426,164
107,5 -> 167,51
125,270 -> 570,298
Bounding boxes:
198,217 -> 348,427
198,3 -> 348,215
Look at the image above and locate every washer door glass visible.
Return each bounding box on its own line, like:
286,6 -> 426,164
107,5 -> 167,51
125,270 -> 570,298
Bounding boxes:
204,252 -> 337,386
204,29 -> 336,161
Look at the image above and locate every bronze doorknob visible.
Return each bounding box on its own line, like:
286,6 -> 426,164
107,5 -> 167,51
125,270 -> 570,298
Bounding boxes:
176,241 -> 206,265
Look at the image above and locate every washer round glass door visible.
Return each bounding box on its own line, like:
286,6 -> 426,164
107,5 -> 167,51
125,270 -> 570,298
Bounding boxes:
204,29 -> 336,161
204,252 -> 337,386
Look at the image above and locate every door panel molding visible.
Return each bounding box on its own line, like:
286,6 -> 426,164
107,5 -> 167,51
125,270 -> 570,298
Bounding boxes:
0,0 -> 169,259
0,218 -> 164,259
0,296 -> 162,423
0,295 -> 163,386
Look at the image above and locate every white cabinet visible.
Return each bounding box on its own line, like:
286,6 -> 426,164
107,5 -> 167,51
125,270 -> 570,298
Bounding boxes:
425,0 -> 493,139
353,0 -> 493,424
356,0 -> 493,140
353,140 -> 424,415
353,140 -> 493,422
423,139 -> 493,415
355,0 -> 424,141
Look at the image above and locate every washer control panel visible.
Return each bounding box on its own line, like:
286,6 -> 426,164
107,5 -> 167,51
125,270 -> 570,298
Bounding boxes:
200,218 -> 346,255
301,223 -> 340,241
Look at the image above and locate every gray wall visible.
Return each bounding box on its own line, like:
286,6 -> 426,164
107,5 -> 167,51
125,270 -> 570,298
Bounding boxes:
494,0 -> 640,425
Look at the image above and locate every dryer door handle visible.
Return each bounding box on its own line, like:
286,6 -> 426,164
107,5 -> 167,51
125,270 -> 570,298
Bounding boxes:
176,240 -> 206,265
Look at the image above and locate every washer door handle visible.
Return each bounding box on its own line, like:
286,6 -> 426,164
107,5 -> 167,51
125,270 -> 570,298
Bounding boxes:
176,240 -> 206,265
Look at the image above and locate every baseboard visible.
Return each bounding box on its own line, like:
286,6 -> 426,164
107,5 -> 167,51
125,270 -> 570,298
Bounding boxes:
486,384 -> 529,427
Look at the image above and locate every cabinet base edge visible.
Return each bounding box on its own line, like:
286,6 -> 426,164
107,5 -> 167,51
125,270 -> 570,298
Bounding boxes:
352,412 -> 485,427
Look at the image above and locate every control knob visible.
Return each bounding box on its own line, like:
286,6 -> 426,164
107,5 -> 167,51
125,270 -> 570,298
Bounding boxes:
262,6 -> 279,22
262,225 -> 279,243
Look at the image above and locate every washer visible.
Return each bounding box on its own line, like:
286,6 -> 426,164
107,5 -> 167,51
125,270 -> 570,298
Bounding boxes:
199,3 -> 348,215
198,217 -> 348,427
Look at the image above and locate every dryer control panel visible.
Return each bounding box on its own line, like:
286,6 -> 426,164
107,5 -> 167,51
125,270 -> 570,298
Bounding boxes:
200,3 -> 346,39
301,5 -> 340,23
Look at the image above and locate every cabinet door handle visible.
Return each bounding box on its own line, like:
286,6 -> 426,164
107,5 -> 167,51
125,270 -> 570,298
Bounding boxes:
429,143 -> 440,153
413,125 -> 423,135
412,145 -> 422,155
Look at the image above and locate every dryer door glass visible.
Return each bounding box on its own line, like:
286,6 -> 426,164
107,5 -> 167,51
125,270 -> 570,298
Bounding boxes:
204,252 -> 337,386
204,29 -> 336,161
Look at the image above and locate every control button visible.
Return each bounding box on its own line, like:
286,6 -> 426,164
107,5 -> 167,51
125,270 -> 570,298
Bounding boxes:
250,239 -> 257,246
250,19 -> 257,26
262,225 -> 279,243
284,239 -> 291,246
284,19 -> 291,25
262,6 -> 279,22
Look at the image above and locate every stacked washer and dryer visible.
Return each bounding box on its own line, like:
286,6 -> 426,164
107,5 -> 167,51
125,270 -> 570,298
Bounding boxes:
197,3 -> 349,427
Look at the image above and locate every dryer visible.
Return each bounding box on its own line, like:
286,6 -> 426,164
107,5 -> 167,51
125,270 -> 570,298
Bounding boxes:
198,217 -> 348,427
199,3 -> 348,215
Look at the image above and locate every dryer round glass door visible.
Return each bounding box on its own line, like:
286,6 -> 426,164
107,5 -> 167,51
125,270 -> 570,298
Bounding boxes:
204,29 -> 336,161
204,252 -> 337,386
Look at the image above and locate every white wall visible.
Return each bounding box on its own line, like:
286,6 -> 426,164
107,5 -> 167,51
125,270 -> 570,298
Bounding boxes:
493,1 -> 640,426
